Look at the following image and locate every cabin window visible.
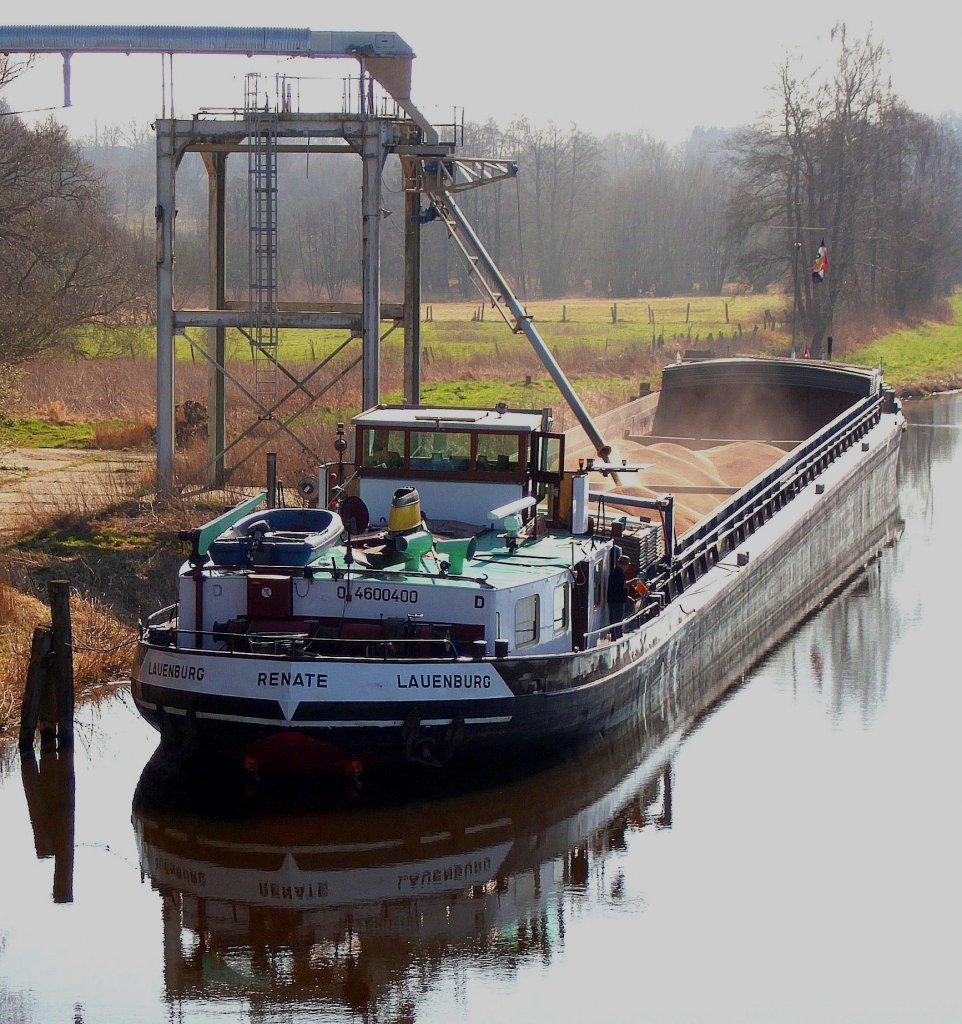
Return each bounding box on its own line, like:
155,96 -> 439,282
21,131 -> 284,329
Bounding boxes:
475,432 -> 523,474
361,429 -> 405,470
541,434 -> 562,474
593,560 -> 604,609
410,430 -> 472,472
553,583 -> 569,634
515,595 -> 540,647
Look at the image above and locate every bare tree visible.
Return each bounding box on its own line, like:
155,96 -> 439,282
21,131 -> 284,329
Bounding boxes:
0,114 -> 148,365
513,120 -> 598,298
729,25 -> 961,351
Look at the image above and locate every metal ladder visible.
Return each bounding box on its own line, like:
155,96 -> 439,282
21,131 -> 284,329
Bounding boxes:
245,75 -> 280,417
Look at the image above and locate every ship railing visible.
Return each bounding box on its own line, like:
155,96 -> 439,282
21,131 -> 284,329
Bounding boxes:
583,599 -> 661,648
655,391 -> 886,601
142,616 -> 463,661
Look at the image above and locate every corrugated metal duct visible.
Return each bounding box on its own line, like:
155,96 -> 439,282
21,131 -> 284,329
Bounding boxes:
0,25 -> 414,57
0,24 -> 435,139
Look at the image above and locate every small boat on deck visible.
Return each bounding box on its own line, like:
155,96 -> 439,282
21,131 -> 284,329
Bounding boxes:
207,507 -> 343,567
132,357 -> 902,774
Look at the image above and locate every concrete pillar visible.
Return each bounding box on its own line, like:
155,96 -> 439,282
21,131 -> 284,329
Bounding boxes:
403,157 -> 421,407
156,119 -> 176,496
361,121 -> 385,412
203,151 -> 227,488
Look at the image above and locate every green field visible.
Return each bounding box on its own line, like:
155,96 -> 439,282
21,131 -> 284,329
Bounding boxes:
846,293 -> 962,389
21,292 -> 962,455
74,293 -> 780,365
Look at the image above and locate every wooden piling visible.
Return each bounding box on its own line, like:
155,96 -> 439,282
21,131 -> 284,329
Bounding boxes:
19,625 -> 53,751
47,580 -> 74,749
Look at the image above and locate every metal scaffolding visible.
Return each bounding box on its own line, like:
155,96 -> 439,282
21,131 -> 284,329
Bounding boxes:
0,24 -> 614,496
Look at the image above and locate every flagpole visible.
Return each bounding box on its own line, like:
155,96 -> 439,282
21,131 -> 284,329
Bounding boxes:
770,224 -> 824,359
791,238 -> 802,359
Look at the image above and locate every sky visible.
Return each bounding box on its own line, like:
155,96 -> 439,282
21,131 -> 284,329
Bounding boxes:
1,0 -> 959,144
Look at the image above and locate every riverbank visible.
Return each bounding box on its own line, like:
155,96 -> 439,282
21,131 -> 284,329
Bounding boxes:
845,293 -> 962,397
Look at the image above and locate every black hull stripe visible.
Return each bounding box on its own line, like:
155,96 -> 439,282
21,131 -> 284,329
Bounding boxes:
134,696 -> 512,729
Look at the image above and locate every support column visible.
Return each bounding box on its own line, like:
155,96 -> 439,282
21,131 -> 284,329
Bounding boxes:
402,157 -> 421,407
203,151 -> 227,488
361,120 -> 385,411
156,119 -> 177,496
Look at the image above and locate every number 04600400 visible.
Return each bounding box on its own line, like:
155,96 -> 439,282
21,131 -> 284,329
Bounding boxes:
336,585 -> 418,603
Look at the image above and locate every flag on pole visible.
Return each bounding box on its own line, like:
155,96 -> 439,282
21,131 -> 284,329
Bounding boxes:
812,239 -> 828,283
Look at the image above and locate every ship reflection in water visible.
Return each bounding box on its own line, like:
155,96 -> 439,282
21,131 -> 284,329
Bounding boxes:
133,722 -> 674,1016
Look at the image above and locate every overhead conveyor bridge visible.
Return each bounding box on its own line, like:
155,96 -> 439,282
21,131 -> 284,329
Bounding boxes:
0,24 -> 616,494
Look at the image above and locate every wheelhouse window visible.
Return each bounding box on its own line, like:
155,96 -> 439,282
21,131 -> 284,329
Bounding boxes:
515,594 -> 540,648
360,429 -> 405,470
410,430 -> 472,471
358,424 -> 529,479
475,432 -> 523,475
553,583 -> 569,634
593,560 -> 604,609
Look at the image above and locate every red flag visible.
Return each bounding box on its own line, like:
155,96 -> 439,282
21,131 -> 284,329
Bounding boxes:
812,240 -> 828,283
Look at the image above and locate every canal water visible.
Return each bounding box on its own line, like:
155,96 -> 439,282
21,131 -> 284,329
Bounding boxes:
1,395 -> 960,1023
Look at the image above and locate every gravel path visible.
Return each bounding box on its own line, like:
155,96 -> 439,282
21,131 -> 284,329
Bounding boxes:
0,448 -> 153,535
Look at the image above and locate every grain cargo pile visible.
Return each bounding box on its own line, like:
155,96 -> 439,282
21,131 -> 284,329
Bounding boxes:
596,439 -> 785,533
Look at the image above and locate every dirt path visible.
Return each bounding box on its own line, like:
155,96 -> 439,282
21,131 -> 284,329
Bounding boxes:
0,447 -> 153,536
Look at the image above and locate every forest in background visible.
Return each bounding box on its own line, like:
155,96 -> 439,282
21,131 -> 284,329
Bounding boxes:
2,25 -> 961,375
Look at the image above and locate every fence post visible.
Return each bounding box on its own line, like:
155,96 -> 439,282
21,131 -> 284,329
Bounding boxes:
48,580 -> 74,749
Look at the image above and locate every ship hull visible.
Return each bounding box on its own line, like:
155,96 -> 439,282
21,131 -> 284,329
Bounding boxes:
132,414 -> 901,773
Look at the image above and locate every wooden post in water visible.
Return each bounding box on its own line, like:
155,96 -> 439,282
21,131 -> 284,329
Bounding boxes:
47,580 -> 74,749
19,625 -> 53,751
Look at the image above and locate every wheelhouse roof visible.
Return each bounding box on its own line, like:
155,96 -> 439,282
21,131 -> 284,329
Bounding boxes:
353,405 -> 546,433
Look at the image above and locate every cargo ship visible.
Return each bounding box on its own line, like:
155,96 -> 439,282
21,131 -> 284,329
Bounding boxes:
132,357 -> 903,773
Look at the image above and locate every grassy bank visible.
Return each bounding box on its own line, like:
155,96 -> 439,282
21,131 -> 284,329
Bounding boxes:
0,498 -> 217,739
845,294 -> 962,395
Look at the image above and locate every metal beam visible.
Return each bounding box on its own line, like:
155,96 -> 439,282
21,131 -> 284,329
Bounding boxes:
403,158 -> 421,406
223,300 -> 404,316
203,150 -> 227,488
433,190 -> 613,464
361,121 -> 386,411
156,119 -> 176,496
172,310 -> 402,330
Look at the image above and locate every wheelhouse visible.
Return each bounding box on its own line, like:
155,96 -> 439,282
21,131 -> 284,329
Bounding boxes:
351,405 -> 566,529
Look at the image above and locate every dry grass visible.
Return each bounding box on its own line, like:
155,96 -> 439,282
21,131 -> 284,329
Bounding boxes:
0,577 -> 136,740
93,418 -> 155,449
